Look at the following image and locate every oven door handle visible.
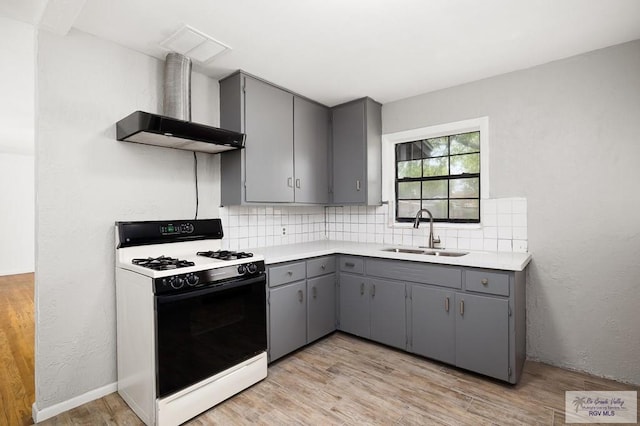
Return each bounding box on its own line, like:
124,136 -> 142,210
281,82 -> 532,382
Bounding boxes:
156,274 -> 266,304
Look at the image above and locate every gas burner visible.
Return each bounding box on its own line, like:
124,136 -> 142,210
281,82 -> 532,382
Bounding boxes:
132,256 -> 195,271
197,250 -> 254,261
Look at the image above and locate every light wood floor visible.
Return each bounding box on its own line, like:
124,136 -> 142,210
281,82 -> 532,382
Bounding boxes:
37,332 -> 639,426
0,273 -> 35,426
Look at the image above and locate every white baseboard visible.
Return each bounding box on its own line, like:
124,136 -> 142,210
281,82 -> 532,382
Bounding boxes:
0,268 -> 34,277
32,382 -> 117,423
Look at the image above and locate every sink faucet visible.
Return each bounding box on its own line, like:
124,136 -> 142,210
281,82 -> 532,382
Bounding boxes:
413,208 -> 441,249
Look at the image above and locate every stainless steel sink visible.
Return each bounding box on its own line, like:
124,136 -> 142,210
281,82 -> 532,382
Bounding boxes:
382,248 -> 468,257
382,248 -> 426,255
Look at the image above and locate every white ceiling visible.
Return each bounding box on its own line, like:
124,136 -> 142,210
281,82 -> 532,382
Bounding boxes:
3,0 -> 640,106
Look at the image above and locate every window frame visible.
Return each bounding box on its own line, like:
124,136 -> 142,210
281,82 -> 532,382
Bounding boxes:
381,117 -> 489,227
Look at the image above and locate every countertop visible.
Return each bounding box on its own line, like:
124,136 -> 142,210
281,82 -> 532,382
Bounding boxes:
249,240 -> 532,271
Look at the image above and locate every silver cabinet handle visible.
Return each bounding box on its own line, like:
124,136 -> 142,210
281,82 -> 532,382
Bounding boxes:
481,278 -> 489,285
460,300 -> 464,316
295,178 -> 301,188
371,284 -> 376,298
287,177 -> 293,188
312,286 -> 317,299
360,282 -> 365,296
287,271 -> 293,276
345,262 -> 355,267
321,264 -> 326,270
445,297 -> 449,312
298,289 -> 303,303
356,180 -> 361,191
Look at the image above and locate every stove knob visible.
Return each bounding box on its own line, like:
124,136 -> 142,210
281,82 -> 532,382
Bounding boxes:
186,273 -> 199,286
170,276 -> 185,289
246,263 -> 258,274
237,264 -> 246,275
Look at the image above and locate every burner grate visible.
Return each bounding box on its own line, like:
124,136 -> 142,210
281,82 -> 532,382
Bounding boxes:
132,256 -> 195,271
197,250 -> 254,261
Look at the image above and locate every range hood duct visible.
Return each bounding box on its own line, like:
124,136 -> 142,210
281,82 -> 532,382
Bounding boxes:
116,53 -> 245,154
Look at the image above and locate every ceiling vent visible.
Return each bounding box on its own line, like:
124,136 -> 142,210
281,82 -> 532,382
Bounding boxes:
160,25 -> 231,63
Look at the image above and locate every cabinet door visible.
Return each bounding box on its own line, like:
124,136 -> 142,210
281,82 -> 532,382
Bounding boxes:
307,274 -> 336,342
244,76 -> 294,202
338,274 -> 369,338
293,97 -> 330,204
269,281 -> 306,361
411,285 -> 455,364
370,278 -> 406,350
332,100 -> 365,203
455,293 -> 509,381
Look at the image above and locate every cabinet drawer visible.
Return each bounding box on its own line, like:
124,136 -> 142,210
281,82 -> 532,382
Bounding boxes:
338,256 -> 364,274
465,269 -> 510,296
268,262 -> 306,287
307,256 -> 336,278
366,259 -> 461,289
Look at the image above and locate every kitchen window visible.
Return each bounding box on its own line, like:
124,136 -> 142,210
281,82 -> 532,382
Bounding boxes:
382,117 -> 489,225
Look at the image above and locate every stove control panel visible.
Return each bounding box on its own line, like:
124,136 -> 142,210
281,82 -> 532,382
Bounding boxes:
153,261 -> 265,295
160,222 -> 195,235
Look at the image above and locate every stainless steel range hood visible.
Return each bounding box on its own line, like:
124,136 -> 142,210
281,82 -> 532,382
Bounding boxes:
116,53 -> 244,154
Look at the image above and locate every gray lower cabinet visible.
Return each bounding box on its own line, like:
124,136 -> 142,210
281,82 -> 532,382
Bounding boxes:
269,280 -> 307,361
338,272 -> 406,350
268,256 -> 337,361
370,278 -> 406,349
339,256 -> 525,384
338,273 -> 370,338
307,274 -> 336,342
455,292 -> 510,381
410,285 -> 455,364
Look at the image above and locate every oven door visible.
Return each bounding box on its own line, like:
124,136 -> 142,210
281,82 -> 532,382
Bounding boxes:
155,273 -> 267,398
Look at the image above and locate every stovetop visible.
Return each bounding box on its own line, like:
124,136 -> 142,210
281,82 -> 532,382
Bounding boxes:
131,256 -> 197,271
197,250 -> 254,261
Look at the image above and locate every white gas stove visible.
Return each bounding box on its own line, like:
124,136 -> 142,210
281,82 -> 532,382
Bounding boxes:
115,219 -> 267,426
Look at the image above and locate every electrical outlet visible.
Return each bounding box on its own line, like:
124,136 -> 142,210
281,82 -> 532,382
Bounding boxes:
282,227 -> 287,235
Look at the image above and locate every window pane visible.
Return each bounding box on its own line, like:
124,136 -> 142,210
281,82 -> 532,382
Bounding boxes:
450,199 -> 479,220
398,182 -> 421,198
450,178 -> 479,198
421,200 -> 447,219
422,137 -> 448,158
397,200 -> 420,218
396,141 -> 423,161
450,131 -> 479,154
423,157 -> 448,177
422,180 -> 447,199
397,160 -> 422,178
450,153 -> 479,175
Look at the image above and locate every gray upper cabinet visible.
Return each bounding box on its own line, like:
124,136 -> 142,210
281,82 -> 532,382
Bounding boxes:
293,97 -> 330,204
244,77 -> 294,202
220,71 -> 330,205
331,97 -> 382,205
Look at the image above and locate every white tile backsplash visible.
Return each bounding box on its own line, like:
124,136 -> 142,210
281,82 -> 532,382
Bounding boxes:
221,197 -> 528,253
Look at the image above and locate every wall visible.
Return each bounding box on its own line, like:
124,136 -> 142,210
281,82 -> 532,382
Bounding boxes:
383,40 -> 640,384
220,206 -> 325,250
35,28 -> 221,415
325,198 -> 527,252
0,17 -> 35,276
